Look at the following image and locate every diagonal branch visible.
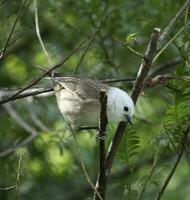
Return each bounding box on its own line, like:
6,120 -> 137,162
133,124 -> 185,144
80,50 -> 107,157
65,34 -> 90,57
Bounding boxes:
0,185 -> 15,191
105,28 -> 161,175
73,15 -> 109,75
72,36 -> 96,75
0,30 -> 30,54
153,25 -> 188,63
0,87 -> 53,102
158,0 -> 190,46
0,0 -> 27,61
131,28 -> 161,103
88,13 -> 117,69
119,40 -> 145,59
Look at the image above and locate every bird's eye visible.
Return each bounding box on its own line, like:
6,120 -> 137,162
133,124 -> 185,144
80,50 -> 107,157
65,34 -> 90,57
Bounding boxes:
124,106 -> 128,111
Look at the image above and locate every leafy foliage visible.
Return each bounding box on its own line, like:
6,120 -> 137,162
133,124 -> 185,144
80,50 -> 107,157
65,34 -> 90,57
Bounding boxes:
126,33 -> 137,45
0,1 -> 190,200
159,57 -> 190,150
118,127 -> 140,166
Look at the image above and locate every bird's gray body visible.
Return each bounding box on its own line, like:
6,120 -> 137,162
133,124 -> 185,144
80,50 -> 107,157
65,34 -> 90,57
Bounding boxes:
54,77 -> 134,131
54,77 -> 109,131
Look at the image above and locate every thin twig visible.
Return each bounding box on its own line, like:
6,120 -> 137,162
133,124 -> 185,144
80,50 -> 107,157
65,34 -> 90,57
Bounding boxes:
184,6 -> 189,25
0,30 -> 30,54
72,35 -> 96,75
146,75 -> 190,87
105,28 -> 161,175
34,0 -> 56,88
101,77 -> 135,83
0,87 -> 53,103
119,40 -> 145,59
94,90 -> 108,200
0,0 -> 27,61
33,65 -> 61,76
158,0 -> 190,46
155,125 -> 190,200
15,153 -> 25,200
102,74 -> 190,86
0,185 -> 15,191
72,15 -> 109,75
153,26 -> 187,63
88,13 -> 117,69
34,0 -> 53,68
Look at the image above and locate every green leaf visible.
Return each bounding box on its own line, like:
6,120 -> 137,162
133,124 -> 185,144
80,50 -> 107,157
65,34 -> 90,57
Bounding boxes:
125,33 -> 137,45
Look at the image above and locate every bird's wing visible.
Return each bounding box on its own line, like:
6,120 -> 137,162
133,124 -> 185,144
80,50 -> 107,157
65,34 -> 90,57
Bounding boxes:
54,77 -> 109,101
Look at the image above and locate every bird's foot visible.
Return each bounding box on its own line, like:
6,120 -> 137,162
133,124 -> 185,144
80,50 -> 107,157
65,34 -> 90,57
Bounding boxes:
96,134 -> 106,140
96,128 -> 108,140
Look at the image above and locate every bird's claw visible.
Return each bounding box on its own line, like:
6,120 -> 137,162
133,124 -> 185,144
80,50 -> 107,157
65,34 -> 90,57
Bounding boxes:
96,134 -> 106,140
96,128 -> 108,140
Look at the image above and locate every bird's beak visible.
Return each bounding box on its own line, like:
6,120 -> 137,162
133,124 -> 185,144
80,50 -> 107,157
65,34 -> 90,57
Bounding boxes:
125,115 -> 133,125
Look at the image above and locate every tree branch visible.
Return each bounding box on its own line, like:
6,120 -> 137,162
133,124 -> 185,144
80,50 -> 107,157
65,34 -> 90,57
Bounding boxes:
73,15 -> 109,75
94,90 -> 108,200
34,0 -> 53,68
131,28 -> 161,103
119,40 -> 145,59
0,0 -> 27,61
0,30 -> 30,54
2,73 -> 188,103
0,185 -> 15,192
158,0 -> 190,46
105,28 -> 161,175
0,87 -> 53,103
88,13 -> 117,69
153,25 -> 187,63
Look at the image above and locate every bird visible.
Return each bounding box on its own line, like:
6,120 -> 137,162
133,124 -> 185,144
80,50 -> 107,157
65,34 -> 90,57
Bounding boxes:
54,76 -> 135,132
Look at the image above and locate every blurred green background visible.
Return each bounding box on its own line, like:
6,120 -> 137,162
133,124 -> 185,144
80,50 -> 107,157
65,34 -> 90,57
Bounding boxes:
0,0 -> 190,200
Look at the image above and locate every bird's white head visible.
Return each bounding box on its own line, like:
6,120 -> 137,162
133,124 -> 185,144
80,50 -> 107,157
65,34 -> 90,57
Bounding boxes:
107,87 -> 135,124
